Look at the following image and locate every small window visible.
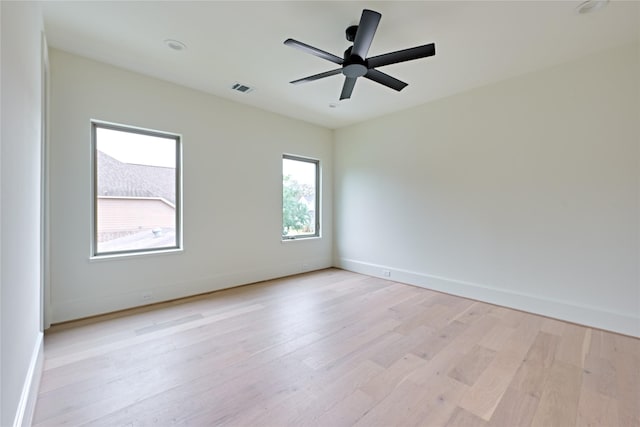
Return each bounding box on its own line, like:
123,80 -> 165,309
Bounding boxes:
282,154 -> 319,239
91,121 -> 182,257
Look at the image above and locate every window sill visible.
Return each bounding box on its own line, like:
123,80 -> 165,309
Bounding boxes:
281,236 -> 322,243
90,247 -> 183,262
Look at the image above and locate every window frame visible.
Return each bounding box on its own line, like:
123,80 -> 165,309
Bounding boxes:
90,120 -> 183,258
282,154 -> 320,241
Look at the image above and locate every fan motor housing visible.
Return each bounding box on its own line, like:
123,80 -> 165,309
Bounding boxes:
342,46 -> 368,77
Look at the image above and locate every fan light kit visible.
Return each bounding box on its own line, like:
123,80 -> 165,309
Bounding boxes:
284,9 -> 436,101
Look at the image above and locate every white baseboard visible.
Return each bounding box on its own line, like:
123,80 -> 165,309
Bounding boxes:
13,332 -> 44,427
336,258 -> 640,338
52,258 -> 332,323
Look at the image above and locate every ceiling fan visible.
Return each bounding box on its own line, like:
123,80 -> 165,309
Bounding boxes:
284,9 -> 436,100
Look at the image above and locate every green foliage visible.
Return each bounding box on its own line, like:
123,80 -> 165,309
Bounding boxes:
282,175 -> 311,235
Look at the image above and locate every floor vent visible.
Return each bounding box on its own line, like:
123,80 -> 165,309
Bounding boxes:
231,82 -> 254,94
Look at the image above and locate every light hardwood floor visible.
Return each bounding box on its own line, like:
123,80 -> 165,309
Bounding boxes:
34,269 -> 639,426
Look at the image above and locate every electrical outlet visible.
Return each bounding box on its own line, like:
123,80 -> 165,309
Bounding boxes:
141,291 -> 153,301
382,270 -> 391,277
302,263 -> 311,271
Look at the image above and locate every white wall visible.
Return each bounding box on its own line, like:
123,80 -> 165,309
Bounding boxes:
1,2 -> 45,425
334,42 -> 640,337
49,49 -> 333,323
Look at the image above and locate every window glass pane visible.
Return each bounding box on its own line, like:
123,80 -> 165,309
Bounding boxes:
94,124 -> 179,255
282,156 -> 318,238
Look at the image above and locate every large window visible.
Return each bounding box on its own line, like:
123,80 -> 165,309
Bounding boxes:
282,154 -> 319,239
91,121 -> 182,256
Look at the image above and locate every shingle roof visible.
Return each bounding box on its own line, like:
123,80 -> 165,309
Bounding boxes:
97,150 -> 176,204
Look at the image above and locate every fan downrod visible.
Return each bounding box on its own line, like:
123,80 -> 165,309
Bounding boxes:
345,25 -> 358,42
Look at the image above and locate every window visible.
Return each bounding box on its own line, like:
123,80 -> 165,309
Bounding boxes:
91,121 -> 182,256
282,154 -> 319,239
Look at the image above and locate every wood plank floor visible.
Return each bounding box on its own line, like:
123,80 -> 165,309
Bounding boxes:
34,269 -> 639,426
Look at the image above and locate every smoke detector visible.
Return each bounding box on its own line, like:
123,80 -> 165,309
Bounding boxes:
164,39 -> 187,51
576,0 -> 608,14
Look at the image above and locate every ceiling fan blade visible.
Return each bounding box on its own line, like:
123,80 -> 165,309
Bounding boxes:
352,9 -> 381,59
364,69 -> 408,91
290,68 -> 343,85
367,43 -> 436,68
284,39 -> 343,65
340,77 -> 358,100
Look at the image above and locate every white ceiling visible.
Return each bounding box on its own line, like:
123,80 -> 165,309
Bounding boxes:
41,1 -> 639,129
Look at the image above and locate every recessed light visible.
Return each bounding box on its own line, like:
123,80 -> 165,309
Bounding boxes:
164,39 -> 187,51
329,103 -> 338,108
576,0 -> 609,14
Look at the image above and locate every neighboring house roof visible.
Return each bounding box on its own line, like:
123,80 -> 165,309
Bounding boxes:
99,228 -> 176,252
97,150 -> 176,204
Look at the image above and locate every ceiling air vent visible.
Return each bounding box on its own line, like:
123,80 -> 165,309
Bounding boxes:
230,82 -> 254,94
